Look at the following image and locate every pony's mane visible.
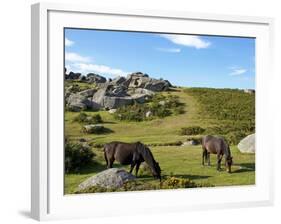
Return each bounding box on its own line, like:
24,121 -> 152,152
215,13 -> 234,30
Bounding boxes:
137,143 -> 157,166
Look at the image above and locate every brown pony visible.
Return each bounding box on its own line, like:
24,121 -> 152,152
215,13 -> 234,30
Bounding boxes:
202,135 -> 233,173
104,141 -> 161,180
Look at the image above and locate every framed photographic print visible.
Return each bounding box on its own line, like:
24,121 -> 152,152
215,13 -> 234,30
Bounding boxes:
31,2 -> 274,221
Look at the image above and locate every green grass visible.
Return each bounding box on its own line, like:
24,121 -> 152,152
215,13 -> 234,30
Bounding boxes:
64,87 -> 255,194
65,145 -> 255,194
65,88 -> 215,145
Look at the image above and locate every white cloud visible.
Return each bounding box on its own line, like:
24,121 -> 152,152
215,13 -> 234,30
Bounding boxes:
65,52 -> 90,63
156,47 -> 181,53
65,38 -> 74,47
229,67 -> 247,76
160,34 -> 210,49
71,63 -> 128,77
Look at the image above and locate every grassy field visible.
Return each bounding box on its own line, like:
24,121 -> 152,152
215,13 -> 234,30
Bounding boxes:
64,87 -> 255,194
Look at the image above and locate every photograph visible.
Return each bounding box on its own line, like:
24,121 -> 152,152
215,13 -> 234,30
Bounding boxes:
64,28 -> 256,194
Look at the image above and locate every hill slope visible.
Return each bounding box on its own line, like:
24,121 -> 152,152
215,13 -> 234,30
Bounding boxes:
64,87 -> 255,193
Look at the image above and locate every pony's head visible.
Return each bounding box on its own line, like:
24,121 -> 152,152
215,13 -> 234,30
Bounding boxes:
152,161 -> 161,180
226,156 -> 233,173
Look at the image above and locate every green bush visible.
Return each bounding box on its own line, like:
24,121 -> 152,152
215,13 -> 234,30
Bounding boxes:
65,142 -> 95,173
204,123 -> 251,145
173,105 -> 185,115
161,176 -> 198,189
147,141 -> 183,147
73,112 -> 102,124
180,126 -> 205,135
82,125 -> 113,134
225,131 -> 247,145
113,93 -> 185,122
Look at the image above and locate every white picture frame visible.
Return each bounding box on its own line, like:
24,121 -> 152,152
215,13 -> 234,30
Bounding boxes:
31,2 -> 274,221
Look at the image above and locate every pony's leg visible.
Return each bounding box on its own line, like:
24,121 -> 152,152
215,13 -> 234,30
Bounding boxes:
135,162 -> 141,177
109,158 -> 114,168
207,153 -> 211,166
129,161 -> 136,174
104,152 -> 109,168
202,150 -> 206,166
217,154 -> 222,171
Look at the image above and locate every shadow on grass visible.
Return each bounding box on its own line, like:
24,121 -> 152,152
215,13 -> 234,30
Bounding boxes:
171,174 -> 211,180
68,161 -> 131,175
137,174 -> 211,181
232,162 -> 255,173
102,121 -> 117,124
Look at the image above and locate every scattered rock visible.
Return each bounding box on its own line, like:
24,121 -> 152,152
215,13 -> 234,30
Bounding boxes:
110,76 -> 127,85
181,140 -> 199,146
78,89 -> 96,97
238,134 -> 255,153
106,85 -> 128,97
83,124 -> 105,134
86,73 -> 107,83
144,79 -> 170,92
159,100 -> 166,106
66,71 -> 172,110
108,109 -> 117,114
103,96 -> 133,109
145,111 -> 152,118
66,90 -> 95,112
127,88 -> 154,96
78,168 -> 136,190
244,89 -> 255,94
79,76 -> 87,81
66,71 -> 81,80
126,72 -> 170,92
67,102 -> 87,112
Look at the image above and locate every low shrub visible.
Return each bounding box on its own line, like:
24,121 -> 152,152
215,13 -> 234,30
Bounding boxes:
225,131 -> 248,145
204,124 -> 251,145
173,105 -> 185,115
180,126 -> 205,135
65,142 -> 95,173
82,124 -> 113,134
161,177 -> 198,189
147,141 -> 183,147
73,112 -> 102,124
114,93 -> 185,122
90,143 -> 104,148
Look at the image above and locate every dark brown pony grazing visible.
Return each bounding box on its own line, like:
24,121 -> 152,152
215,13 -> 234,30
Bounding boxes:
202,135 -> 233,173
104,141 -> 161,180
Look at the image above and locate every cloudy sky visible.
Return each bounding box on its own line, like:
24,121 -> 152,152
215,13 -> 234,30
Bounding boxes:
65,28 -> 255,89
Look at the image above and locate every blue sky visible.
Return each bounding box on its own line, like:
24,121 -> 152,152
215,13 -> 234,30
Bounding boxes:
65,28 -> 255,89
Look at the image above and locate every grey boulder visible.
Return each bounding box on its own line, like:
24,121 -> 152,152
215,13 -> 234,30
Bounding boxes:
110,76 -> 127,85
86,73 -> 107,83
78,168 -> 136,190
238,134 -> 255,153
66,71 -> 81,80
91,85 -> 133,109
127,72 -> 170,92
103,96 -> 133,109
66,89 -> 96,112
66,93 -> 92,112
